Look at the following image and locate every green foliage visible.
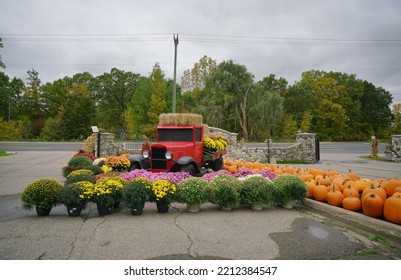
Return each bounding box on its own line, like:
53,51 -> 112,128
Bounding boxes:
177,177 -> 209,206
65,169 -> 96,185
1,56 -> 396,141
0,38 -> 5,69
93,68 -> 140,133
240,176 -> 276,205
148,63 -> 167,125
209,174 -> 242,209
0,117 -> 23,140
21,178 -> 63,210
273,175 -> 307,205
392,103 -> 401,134
122,178 -> 152,209
60,83 -> 96,139
82,164 -> 103,175
58,182 -> 90,206
63,156 -> 93,177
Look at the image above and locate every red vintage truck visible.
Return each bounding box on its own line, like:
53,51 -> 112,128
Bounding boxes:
128,123 -> 227,176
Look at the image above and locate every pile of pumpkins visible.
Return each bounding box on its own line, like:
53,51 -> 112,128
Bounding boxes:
223,159 -> 401,225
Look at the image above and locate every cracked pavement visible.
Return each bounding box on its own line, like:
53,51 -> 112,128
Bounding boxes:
1,150 -> 401,260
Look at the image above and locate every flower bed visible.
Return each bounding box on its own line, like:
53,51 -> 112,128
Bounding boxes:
20,153 -> 401,225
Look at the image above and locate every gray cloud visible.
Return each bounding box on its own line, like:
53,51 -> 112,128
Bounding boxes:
1,0 -> 400,103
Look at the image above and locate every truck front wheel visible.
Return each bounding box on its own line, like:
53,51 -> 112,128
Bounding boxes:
180,164 -> 195,176
128,162 -> 140,172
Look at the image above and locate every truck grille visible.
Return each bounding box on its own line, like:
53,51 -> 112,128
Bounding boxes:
151,146 -> 167,169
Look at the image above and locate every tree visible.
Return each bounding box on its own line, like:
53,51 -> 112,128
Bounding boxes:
249,82 -> 284,139
199,60 -> 254,140
92,68 -> 140,132
125,76 -> 152,137
148,63 -> 167,125
0,38 -> 5,69
361,81 -> 393,137
55,83 -> 95,140
181,55 -> 217,93
392,103 -> 401,134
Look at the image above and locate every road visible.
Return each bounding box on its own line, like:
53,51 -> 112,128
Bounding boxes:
0,141 -> 387,155
0,141 -> 83,152
0,141 -> 400,262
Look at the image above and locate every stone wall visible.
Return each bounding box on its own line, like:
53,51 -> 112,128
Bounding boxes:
391,135 -> 401,162
208,127 -> 319,164
94,129 -> 319,163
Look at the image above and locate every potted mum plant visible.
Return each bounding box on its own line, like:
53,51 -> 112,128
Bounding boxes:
122,178 -> 152,215
150,179 -> 177,213
90,178 -> 127,216
209,174 -> 241,211
65,169 -> 96,186
177,177 -> 209,212
240,175 -> 276,210
58,181 -> 93,216
105,155 -> 131,172
273,174 -> 308,209
21,178 -> 63,216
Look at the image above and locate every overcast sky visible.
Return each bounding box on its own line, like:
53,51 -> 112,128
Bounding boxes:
1,0 -> 400,103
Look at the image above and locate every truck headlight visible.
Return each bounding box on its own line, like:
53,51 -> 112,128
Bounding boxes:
165,151 -> 174,160
142,150 -> 150,159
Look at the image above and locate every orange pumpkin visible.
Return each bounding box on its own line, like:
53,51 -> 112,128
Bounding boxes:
361,186 -> 387,202
383,193 -> 401,224
318,176 -> 331,186
383,178 -> 401,197
342,185 -> 359,198
327,185 -> 344,207
346,170 -> 360,181
313,184 -> 328,202
362,193 -> 384,218
342,193 -> 362,212
306,180 -> 316,199
393,186 -> 401,194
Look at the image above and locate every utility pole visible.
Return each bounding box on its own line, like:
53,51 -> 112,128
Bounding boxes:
172,33 -> 179,113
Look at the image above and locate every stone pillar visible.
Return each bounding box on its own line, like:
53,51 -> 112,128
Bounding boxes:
391,135 -> 401,162
295,133 -> 318,163
96,133 -> 119,156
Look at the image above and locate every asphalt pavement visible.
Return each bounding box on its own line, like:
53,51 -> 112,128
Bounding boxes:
0,144 -> 400,260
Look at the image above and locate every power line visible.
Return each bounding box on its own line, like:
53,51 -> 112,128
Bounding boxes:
1,33 -> 401,46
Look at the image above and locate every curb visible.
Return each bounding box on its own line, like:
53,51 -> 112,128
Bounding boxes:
304,198 -> 401,238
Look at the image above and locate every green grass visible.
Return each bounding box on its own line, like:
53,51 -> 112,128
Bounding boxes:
0,150 -> 10,156
360,156 -> 392,162
370,235 -> 393,247
358,250 -> 378,256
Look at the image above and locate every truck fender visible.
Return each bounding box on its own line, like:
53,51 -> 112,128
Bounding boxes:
128,154 -> 149,171
170,156 -> 201,174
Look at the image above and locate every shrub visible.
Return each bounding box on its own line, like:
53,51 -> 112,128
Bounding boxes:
21,178 -> 63,210
122,178 -> 152,209
209,174 -> 241,209
63,156 -> 93,177
65,169 -> 96,185
82,164 -> 103,175
73,150 -> 96,161
273,175 -> 308,205
59,181 -> 93,206
240,175 -> 276,205
177,177 -> 209,206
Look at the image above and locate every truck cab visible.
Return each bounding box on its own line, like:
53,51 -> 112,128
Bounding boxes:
128,124 -> 226,176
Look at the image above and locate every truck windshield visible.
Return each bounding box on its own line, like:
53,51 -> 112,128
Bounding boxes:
158,129 -> 193,142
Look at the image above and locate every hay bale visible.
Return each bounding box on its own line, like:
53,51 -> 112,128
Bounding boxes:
158,113 -> 203,126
